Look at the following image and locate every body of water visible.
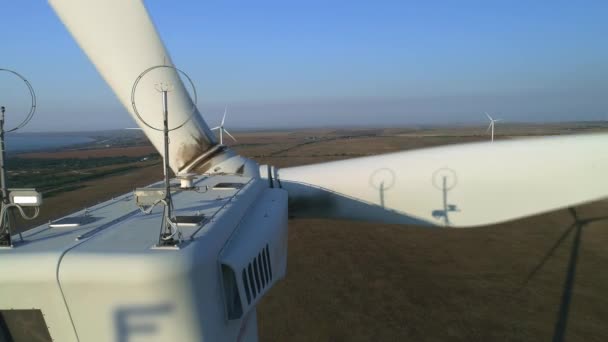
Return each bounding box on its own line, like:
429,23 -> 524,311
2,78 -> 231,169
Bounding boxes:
4,133 -> 95,153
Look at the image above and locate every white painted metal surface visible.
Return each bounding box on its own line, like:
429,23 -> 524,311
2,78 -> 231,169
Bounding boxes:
49,0 -> 217,173
219,189 -> 288,320
0,175 -> 289,341
274,134 -> 608,227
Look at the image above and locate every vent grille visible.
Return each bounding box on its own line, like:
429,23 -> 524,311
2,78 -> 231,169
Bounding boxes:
242,244 -> 273,305
213,182 -> 245,190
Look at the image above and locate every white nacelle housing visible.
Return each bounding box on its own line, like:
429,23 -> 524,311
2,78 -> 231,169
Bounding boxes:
0,174 -> 288,342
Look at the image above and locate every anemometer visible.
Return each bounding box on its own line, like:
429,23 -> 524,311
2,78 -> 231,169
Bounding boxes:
0,69 -> 41,247
131,65 -> 197,247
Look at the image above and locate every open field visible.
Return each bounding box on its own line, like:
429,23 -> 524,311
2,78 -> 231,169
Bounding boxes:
18,145 -> 157,159
10,122 -> 608,341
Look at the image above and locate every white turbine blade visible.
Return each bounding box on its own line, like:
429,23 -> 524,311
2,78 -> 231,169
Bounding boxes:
486,123 -> 492,133
276,134 -> 608,227
211,127 -> 220,131
49,0 -> 218,173
224,129 -> 237,142
494,119 -> 503,123
485,112 -> 493,121
222,106 -> 227,126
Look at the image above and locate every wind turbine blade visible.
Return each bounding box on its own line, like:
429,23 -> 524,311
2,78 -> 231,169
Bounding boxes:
494,119 -> 503,123
211,127 -> 220,131
274,134 -> 608,227
222,106 -> 227,126
486,123 -> 492,133
49,0 -> 218,173
485,112 -> 493,121
224,129 -> 237,142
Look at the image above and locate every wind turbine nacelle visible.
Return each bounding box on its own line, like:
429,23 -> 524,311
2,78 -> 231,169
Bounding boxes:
218,196 -> 289,321
192,153 -> 261,178
0,174 -> 288,342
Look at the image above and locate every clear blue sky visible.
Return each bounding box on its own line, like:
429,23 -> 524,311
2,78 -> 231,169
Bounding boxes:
1,1 -> 607,131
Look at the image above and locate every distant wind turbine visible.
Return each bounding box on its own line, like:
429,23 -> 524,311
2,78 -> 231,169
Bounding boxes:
485,112 -> 502,142
211,106 -> 236,145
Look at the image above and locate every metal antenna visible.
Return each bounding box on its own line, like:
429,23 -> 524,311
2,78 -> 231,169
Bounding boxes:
130,65 -> 197,247
156,82 -> 178,246
0,106 -> 7,205
0,106 -> 10,245
0,69 -> 41,247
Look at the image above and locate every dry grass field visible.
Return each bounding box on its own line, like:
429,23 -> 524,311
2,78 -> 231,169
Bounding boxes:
13,123 -> 608,341
18,145 -> 157,159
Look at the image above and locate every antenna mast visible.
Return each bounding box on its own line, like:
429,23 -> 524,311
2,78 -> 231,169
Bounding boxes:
158,82 -> 177,246
0,106 -> 7,204
130,65 -> 198,247
0,69 -> 41,247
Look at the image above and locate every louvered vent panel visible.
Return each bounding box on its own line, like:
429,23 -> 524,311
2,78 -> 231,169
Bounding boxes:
241,244 -> 273,305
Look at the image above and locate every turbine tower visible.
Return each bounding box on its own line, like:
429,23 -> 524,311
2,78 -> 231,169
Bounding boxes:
211,106 -> 237,145
485,112 -> 502,142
